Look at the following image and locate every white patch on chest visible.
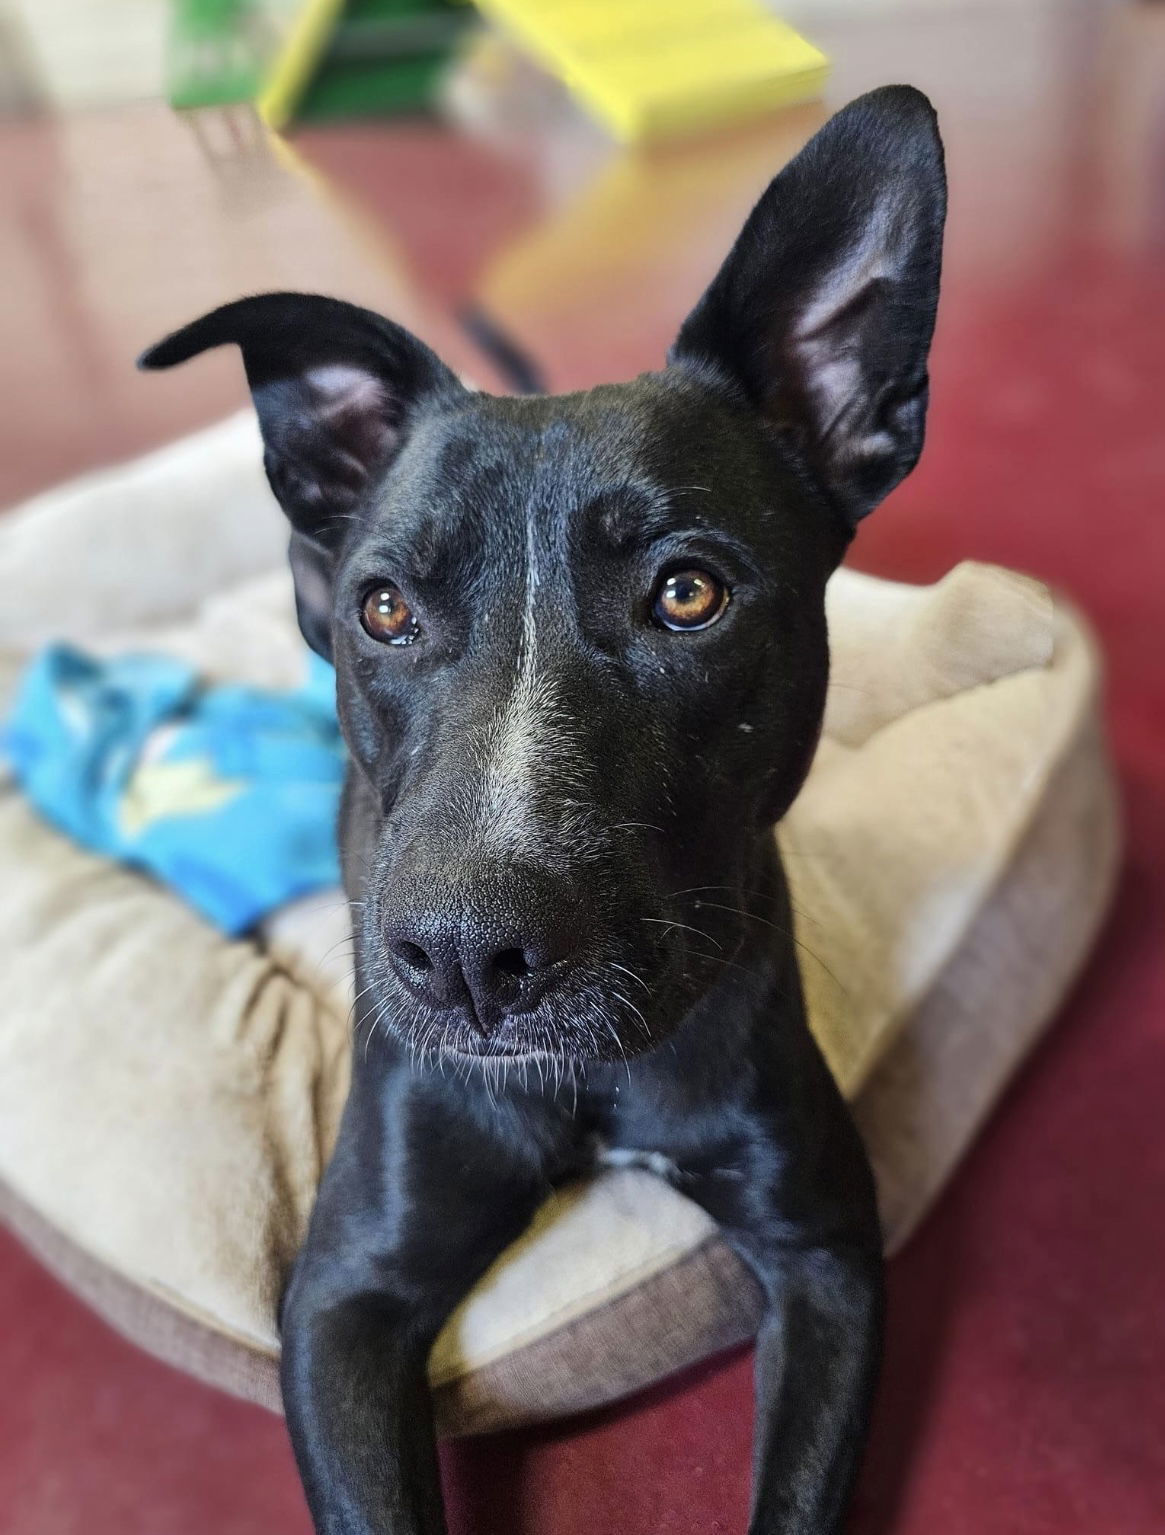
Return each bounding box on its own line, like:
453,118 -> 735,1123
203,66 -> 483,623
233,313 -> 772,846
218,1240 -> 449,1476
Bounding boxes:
595,1145 -> 682,1182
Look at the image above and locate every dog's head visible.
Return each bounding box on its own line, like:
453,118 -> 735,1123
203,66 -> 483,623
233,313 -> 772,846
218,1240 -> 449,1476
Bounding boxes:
141,87 -> 945,1068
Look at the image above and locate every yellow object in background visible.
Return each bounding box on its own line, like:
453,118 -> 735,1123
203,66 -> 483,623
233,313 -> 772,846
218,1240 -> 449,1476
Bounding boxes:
472,0 -> 829,143
256,0 -> 347,129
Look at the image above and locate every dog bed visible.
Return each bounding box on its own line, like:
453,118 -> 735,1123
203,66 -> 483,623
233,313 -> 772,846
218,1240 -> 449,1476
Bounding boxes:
0,414 -> 1120,1434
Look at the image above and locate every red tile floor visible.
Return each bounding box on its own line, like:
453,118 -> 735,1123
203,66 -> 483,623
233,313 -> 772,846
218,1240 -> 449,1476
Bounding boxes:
2,2 -> 1164,1531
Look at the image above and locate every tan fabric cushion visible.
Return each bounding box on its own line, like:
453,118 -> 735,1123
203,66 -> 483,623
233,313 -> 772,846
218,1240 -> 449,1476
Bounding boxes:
0,419 -> 1120,1433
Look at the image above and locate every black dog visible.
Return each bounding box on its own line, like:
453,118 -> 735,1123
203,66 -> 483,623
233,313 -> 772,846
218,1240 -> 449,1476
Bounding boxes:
140,85 -> 945,1535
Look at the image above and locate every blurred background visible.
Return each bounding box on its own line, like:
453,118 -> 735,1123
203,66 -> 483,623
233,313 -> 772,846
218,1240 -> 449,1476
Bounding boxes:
0,1 -> 1162,1532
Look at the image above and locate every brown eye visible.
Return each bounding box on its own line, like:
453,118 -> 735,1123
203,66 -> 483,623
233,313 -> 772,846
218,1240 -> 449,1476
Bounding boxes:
361,583 -> 421,645
651,569 -> 729,631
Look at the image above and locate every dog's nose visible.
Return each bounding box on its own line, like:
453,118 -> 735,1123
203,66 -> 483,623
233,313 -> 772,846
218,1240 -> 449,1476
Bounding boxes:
384,904 -> 580,1032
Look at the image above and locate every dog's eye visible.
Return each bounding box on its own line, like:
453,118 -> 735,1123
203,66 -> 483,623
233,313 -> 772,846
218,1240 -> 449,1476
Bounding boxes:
361,583 -> 421,645
651,569 -> 729,632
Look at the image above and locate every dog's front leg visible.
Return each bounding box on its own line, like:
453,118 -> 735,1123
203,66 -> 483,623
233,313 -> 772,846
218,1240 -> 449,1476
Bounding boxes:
280,1283 -> 449,1535
279,1070 -> 547,1535
745,1241 -> 883,1535
676,1032 -> 884,1534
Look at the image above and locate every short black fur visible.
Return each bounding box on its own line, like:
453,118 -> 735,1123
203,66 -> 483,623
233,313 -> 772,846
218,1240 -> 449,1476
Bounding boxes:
140,86 -> 946,1535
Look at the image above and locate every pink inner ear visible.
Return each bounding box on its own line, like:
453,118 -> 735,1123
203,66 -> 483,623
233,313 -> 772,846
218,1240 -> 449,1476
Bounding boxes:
305,364 -> 395,474
786,222 -> 893,429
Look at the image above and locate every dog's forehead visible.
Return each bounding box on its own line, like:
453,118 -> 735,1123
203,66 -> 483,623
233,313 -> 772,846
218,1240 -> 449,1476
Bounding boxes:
425,385 -> 679,491
382,377 -> 754,547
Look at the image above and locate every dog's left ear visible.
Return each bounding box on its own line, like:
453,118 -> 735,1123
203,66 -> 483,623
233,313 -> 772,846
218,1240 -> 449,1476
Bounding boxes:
139,292 -> 465,658
671,85 -> 946,528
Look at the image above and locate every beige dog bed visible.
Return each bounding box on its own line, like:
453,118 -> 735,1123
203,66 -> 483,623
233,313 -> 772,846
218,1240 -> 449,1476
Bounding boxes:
0,415 -> 1120,1435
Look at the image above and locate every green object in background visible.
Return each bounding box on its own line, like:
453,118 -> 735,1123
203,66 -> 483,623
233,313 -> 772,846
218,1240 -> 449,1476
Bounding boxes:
295,50 -> 450,121
166,0 -> 470,122
297,0 -> 468,122
257,0 -> 471,128
167,0 -> 282,109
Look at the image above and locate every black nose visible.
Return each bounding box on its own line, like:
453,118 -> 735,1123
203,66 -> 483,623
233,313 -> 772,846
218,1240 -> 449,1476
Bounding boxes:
383,903 -> 580,1033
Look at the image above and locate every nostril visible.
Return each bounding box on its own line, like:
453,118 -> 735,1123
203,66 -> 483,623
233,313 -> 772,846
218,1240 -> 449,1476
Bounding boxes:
395,940 -> 433,973
493,947 -> 531,980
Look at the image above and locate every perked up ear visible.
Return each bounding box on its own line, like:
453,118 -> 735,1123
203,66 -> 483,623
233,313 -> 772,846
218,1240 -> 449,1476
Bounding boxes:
139,293 -> 465,657
671,86 -> 947,529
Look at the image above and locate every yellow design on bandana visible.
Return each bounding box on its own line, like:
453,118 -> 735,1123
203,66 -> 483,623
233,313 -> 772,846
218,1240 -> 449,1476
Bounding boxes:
119,757 -> 246,838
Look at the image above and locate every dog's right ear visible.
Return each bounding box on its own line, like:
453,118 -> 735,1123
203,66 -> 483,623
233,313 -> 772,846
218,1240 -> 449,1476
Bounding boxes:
139,292 -> 465,659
